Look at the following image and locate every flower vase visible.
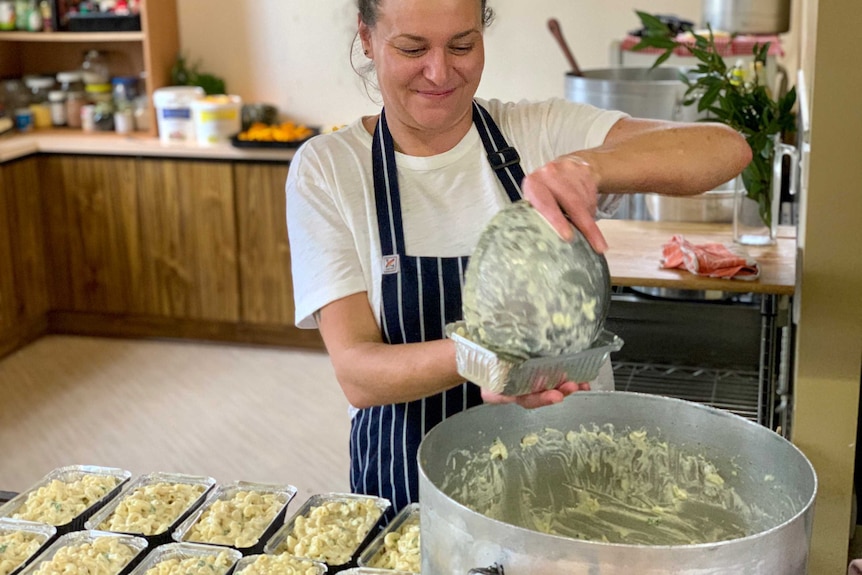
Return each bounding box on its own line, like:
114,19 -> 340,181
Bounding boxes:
733,139 -> 799,246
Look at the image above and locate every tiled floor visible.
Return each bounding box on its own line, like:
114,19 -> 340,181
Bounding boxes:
0,335 -> 351,501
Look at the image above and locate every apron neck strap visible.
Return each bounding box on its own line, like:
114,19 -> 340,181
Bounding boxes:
373,102 -> 526,256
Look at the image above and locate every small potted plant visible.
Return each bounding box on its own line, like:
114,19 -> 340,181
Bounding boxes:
631,12 -> 797,245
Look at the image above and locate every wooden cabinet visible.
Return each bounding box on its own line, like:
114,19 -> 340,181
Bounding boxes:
42,155 -> 240,322
0,0 -> 179,137
136,158 -> 239,321
1,152 -> 322,359
41,155 -> 142,314
233,162 -> 294,325
0,157 -> 49,356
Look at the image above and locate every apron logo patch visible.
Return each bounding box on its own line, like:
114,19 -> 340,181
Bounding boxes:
382,255 -> 400,275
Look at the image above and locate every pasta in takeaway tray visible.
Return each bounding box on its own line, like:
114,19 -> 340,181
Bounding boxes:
97,482 -> 207,536
0,531 -> 44,575
364,506 -> 420,573
12,476 -> 121,527
30,536 -> 139,575
142,550 -> 234,575
271,494 -> 388,567
181,483 -> 293,549
233,553 -> 324,575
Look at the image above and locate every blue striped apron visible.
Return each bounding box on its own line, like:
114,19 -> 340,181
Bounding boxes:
350,101 -> 526,520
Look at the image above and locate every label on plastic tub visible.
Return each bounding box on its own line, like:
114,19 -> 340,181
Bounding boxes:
191,95 -> 242,146
161,108 -> 192,120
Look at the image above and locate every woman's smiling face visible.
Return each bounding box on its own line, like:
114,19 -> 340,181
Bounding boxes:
359,0 -> 485,145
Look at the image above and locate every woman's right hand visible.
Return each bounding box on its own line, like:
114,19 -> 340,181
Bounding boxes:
481,380 -> 591,409
520,154 -> 609,254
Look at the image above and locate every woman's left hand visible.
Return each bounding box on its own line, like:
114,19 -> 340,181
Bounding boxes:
481,381 -> 591,409
521,154 -> 608,254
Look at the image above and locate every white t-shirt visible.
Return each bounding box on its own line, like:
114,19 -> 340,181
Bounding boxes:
286,97 -> 627,330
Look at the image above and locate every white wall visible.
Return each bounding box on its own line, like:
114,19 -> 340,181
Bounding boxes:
178,0 -> 706,126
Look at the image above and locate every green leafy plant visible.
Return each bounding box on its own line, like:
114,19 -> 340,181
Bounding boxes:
170,53 -> 227,96
632,11 -> 797,228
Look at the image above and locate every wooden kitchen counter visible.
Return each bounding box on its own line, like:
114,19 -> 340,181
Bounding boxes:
599,219 -> 796,296
0,130 -> 297,163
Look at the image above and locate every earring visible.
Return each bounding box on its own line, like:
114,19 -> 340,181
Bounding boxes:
364,49 -> 370,56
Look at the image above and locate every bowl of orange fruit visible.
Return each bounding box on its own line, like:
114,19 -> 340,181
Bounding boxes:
230,120 -> 319,149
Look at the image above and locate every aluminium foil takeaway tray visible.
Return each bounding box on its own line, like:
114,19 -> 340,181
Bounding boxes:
0,518 -> 57,575
264,493 -> 390,573
233,553 -> 326,575
172,480 -> 296,556
445,321 -> 623,396
357,502 -> 420,573
0,465 -> 131,533
126,542 -> 241,575
16,530 -> 148,575
85,471 -> 216,546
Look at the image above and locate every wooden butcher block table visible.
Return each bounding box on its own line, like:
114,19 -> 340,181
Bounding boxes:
598,219 -> 796,295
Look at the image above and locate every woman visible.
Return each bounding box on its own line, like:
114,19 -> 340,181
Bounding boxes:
287,0 -> 751,517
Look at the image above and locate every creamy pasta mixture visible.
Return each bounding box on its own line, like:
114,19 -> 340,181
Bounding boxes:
236,553 -> 321,575
31,537 -> 135,575
13,476 -> 120,526
143,551 -> 233,575
185,491 -> 282,548
277,498 -> 381,566
441,425 -> 773,546
99,482 -> 206,535
368,514 -> 420,573
0,531 -> 43,575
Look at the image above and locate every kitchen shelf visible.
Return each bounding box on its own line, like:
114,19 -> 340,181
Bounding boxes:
0,0 -> 179,138
0,31 -> 144,42
612,361 -> 761,424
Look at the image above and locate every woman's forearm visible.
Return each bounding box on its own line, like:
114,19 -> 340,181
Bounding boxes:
332,338 -> 465,409
578,119 -> 752,196
318,294 -> 465,409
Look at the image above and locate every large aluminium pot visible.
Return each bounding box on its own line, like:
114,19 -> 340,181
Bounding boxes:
418,392 -> 816,575
564,67 -> 699,123
702,0 -> 792,34
565,67 -> 701,221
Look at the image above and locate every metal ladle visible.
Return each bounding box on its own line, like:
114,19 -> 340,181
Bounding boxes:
547,18 -> 582,77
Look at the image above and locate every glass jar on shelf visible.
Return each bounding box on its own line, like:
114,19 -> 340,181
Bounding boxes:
81,50 -> 109,85
84,81 -> 112,104
111,76 -> 139,105
48,90 -> 66,126
57,70 -> 85,94
0,1 -> 16,31
13,0 -> 27,30
65,91 -> 85,129
24,75 -> 55,129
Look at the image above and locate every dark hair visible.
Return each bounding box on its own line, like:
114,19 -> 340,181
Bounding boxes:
357,0 -> 494,28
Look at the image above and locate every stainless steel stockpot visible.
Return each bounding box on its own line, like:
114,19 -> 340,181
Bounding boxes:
702,0 -> 792,34
418,391 -> 816,575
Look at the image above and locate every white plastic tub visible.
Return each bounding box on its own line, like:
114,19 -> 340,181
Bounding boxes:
153,86 -> 204,144
191,95 -> 242,146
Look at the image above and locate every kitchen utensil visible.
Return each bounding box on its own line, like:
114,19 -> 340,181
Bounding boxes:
702,0 -> 792,34
547,18 -> 582,77
418,391 -> 817,574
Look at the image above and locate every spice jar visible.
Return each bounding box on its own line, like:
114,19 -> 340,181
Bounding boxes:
57,71 -> 85,94
24,75 -> 55,129
81,50 -> 109,85
0,1 -> 16,30
48,90 -> 66,126
65,91 -> 85,128
85,82 -> 112,104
